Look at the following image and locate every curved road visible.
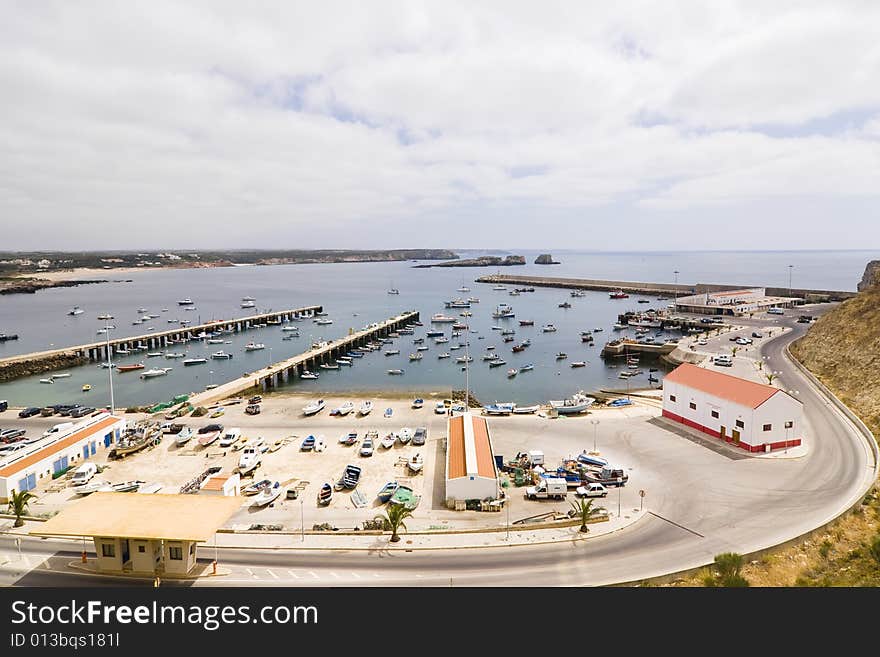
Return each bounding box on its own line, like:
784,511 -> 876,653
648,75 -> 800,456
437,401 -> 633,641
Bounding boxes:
7,310 -> 877,586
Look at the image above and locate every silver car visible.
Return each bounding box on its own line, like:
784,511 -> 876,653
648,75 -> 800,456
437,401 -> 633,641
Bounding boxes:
413,427 -> 427,446
359,436 -> 374,457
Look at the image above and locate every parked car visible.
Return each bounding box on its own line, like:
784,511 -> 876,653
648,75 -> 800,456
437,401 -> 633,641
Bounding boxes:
0,428 -> 26,442
735,337 -> 752,345
413,426 -> 427,446
245,404 -> 261,415
42,422 -> 73,438
18,407 -> 41,418
69,406 -> 95,418
198,423 -> 224,435
0,400 -> 7,412
40,407 -> 56,417
696,339 -> 708,346
248,395 -> 263,405
751,331 -> 763,338
434,402 -> 446,415
0,442 -> 28,454
713,355 -> 733,367
359,435 -> 374,457
576,483 -> 608,498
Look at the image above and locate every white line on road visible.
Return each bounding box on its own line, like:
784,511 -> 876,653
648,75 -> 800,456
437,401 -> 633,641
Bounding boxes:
287,570 -> 299,579
308,571 -> 318,579
350,572 -> 361,579
329,572 -> 340,579
266,569 -> 279,580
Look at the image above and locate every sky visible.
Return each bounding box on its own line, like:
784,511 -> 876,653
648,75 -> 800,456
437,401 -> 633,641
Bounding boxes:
2,1 -> 879,251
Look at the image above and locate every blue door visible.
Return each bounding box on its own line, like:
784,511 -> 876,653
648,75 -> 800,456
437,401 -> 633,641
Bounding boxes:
83,445 -> 90,459
91,442 -> 97,455
52,457 -> 69,474
104,433 -> 112,447
17,474 -> 36,492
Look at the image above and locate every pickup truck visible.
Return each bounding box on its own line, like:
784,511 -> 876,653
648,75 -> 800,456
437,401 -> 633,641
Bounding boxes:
526,477 -> 567,500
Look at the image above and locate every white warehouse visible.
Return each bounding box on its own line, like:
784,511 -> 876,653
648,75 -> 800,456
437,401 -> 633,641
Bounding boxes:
662,363 -> 803,453
0,414 -> 125,503
445,412 -> 499,507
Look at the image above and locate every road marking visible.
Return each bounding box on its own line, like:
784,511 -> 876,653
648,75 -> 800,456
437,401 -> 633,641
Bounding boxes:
308,571 -> 319,579
287,570 -> 299,579
329,572 -> 340,579
266,569 -> 279,579
648,512 -> 704,538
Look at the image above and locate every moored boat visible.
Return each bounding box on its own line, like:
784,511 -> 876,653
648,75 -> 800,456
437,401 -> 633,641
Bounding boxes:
549,392 -> 595,414
303,399 -> 325,416
358,400 -> 373,416
117,363 -> 145,373
377,481 -> 399,503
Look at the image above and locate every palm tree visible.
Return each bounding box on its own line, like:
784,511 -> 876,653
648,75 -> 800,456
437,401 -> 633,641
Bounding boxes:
375,504 -> 413,543
8,490 -> 35,528
569,497 -> 604,533
731,347 -> 739,358
765,372 -> 777,385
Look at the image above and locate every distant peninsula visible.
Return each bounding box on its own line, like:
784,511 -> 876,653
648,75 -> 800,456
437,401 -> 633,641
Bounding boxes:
413,255 -> 526,268
0,249 -> 459,295
534,253 -> 560,265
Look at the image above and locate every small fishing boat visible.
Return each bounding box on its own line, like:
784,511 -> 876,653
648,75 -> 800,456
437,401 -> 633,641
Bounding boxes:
251,482 -> 282,507
300,371 -> 319,379
110,480 -> 143,493
484,402 -> 516,416
438,353 -> 450,359
397,427 -> 413,444
300,435 -> 316,451
178,298 -> 195,305
549,392 -> 595,414
519,363 -> 534,372
82,384 -> 91,392
146,352 -> 163,358
542,324 -> 558,332
559,302 -> 572,309
73,480 -> 110,496
358,400 -> 373,416
211,351 -> 233,359
197,426 -> 223,447
384,408 -> 393,418
117,363 -> 145,373
456,355 -> 473,363
377,481 -> 400,503
609,290 -> 629,299
302,399 -> 325,416
389,485 -> 420,510
183,357 -> 207,366
519,320 -> 535,326
556,352 -> 568,360
140,367 -> 172,378
238,445 -> 261,473
407,453 -> 424,474
317,483 -> 333,505
380,433 -> 395,449
175,426 -> 194,446
412,398 -> 424,409
512,404 -> 540,414
320,363 -> 340,370
97,313 -> 114,320
507,368 -> 518,378
571,361 -> 587,368
409,353 -> 422,361
40,378 -> 54,384
489,359 -> 507,367
243,479 -> 273,496
244,342 -> 265,351
331,401 -> 355,416
68,306 -> 84,316
387,369 -> 405,375
416,345 -> 429,352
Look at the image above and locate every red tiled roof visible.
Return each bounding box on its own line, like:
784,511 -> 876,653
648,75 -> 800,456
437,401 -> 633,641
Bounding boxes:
447,414 -> 495,480
664,363 -> 782,409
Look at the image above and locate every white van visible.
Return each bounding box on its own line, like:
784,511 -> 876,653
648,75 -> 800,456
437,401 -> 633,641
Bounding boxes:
42,421 -> 74,438
70,462 -> 98,486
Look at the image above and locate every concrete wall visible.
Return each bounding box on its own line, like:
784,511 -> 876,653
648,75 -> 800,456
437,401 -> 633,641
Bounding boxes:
446,476 -> 499,505
93,537 -> 124,573
129,539 -> 161,573
163,540 -> 196,575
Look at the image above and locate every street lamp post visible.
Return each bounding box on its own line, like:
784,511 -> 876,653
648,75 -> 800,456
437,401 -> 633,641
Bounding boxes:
617,485 -> 622,518
300,497 -> 305,542
104,323 -> 115,412
590,419 -> 600,453
788,264 -> 794,299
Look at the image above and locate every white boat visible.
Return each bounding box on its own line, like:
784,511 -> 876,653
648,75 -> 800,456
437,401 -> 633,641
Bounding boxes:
570,361 -> 587,368
241,300 -> 256,309
385,350 -> 400,356
493,285 -> 506,291
140,367 -> 172,378
315,318 -> 333,325
303,399 -> 325,416
40,378 -> 54,384
484,402 -> 516,416
430,314 -> 457,323
358,400 -> 373,416
512,404 -> 540,414
438,353 -> 451,359
73,480 -> 111,495
549,392 -> 595,414
409,353 -> 423,361
238,445 -> 262,474
68,306 -> 84,316
52,373 -> 71,379
245,342 -> 265,351
332,401 -> 355,416
320,363 -> 339,370
178,298 -> 195,305
206,338 -> 225,344
251,482 -> 282,507
165,352 -> 185,358
183,357 -> 207,365
397,427 -> 413,444
542,324 -> 557,332
387,369 -> 405,375
96,329 -> 107,335
407,453 -> 424,473
146,352 -> 162,358
175,426 -> 194,446
281,326 -> 300,332
380,433 -> 395,449
455,355 -> 473,363
211,351 -> 233,359
97,314 -> 114,320
300,371 -> 319,379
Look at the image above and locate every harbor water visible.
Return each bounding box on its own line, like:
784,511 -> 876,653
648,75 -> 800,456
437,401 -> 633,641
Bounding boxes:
0,249 -> 874,408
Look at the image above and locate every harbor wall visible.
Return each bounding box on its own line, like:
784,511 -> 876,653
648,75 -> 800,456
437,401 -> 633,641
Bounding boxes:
475,275 -> 857,301
0,352 -> 87,383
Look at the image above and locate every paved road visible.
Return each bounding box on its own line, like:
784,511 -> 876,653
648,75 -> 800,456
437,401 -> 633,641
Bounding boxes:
4,307 -> 876,586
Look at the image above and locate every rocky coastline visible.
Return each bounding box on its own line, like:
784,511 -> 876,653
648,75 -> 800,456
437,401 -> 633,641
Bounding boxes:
413,255 -> 525,268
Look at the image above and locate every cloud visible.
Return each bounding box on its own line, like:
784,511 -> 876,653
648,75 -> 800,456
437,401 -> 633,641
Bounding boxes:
1,1 -> 879,250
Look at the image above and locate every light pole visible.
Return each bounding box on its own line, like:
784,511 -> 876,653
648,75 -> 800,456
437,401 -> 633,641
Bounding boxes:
788,264 -> 794,299
300,497 -> 305,542
673,270 -> 680,303
617,484 -> 622,518
506,493 -> 510,542
590,419 -> 600,453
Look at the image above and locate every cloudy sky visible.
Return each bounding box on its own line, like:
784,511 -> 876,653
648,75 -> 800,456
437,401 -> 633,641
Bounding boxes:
2,1 -> 879,251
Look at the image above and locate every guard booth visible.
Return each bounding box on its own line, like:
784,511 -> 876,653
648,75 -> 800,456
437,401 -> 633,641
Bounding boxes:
31,493 -> 241,577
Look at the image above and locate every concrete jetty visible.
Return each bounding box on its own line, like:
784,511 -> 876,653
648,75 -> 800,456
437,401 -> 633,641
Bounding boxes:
0,305 -> 323,380
475,274 -> 856,302
187,310 -> 420,408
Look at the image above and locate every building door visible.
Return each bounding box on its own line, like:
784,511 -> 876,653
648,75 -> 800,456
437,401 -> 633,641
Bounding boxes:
720,426 -> 727,440
83,445 -> 90,460
90,441 -> 97,455
732,430 -> 741,443
104,433 -> 112,447
18,473 -> 36,492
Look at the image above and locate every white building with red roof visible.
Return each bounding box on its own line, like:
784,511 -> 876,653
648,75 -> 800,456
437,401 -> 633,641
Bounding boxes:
662,363 -> 803,452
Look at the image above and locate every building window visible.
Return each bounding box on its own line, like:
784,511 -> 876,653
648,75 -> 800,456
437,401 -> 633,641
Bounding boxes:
689,402 -> 697,411
168,546 -> 183,561
784,421 -> 793,429
735,420 -> 744,429
669,394 -> 676,402
763,423 -> 772,432
138,545 -> 146,554
101,543 -> 115,558
711,410 -> 719,419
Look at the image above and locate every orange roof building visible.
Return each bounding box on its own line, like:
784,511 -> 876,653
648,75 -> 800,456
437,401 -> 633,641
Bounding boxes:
0,413 -> 126,503
662,363 -> 803,453
445,412 -> 499,506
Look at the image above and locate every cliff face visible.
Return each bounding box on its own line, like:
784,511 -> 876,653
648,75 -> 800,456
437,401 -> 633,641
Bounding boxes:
790,277 -> 880,436
857,260 -> 880,292
534,254 -> 560,265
